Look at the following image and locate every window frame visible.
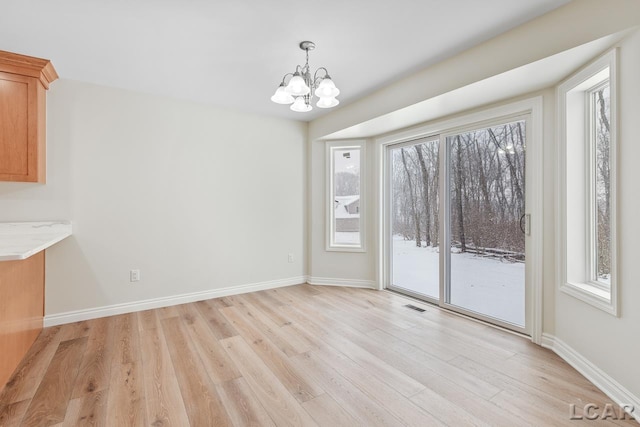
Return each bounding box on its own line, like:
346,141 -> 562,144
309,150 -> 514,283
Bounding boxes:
557,49 -> 618,316
326,140 -> 366,252
587,80 -> 612,291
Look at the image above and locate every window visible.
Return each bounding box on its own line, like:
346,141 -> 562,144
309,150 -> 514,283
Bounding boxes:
590,83 -> 611,285
558,49 -> 617,315
327,140 -> 365,251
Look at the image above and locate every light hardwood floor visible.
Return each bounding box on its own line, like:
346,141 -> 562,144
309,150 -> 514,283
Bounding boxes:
0,284 -> 635,426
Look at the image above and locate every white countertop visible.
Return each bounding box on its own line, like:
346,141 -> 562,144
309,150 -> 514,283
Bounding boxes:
0,221 -> 72,261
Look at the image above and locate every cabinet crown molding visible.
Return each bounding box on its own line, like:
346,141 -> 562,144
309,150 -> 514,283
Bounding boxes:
0,50 -> 58,89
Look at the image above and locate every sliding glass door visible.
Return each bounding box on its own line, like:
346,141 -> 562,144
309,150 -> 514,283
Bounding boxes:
387,117 -> 528,332
444,121 -> 526,328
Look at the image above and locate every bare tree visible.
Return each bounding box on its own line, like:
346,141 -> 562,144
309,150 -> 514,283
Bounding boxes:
400,148 -> 421,247
415,145 -> 432,246
453,135 -> 467,252
390,120 -> 526,260
596,88 -> 611,277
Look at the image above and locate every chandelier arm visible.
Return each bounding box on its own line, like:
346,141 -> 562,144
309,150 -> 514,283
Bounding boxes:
280,72 -> 294,85
313,67 -> 329,80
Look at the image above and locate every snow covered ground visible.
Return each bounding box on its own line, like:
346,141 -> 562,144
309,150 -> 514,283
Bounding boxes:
392,235 -> 525,327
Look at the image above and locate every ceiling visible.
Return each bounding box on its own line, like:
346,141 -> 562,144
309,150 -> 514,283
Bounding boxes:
323,32 -> 628,140
0,0 -> 570,121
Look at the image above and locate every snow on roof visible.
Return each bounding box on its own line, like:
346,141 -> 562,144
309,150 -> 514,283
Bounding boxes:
334,195 -> 360,219
334,195 -> 359,205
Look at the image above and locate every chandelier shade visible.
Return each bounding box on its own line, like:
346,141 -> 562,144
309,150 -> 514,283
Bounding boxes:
316,97 -> 339,109
291,96 -> 313,112
270,83 -> 295,104
314,77 -> 340,98
271,41 -> 340,113
285,73 -> 310,96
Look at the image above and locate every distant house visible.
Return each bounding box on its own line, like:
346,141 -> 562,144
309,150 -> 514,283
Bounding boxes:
335,195 -> 360,232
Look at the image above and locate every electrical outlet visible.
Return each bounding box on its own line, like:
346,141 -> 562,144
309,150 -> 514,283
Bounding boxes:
130,269 -> 140,282
288,253 -> 294,263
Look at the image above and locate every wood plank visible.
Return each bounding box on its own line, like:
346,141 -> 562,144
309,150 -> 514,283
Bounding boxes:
411,374 -> 527,427
161,317 -> 232,427
367,328 -> 500,399
317,289 -> 419,330
104,311 -> 146,426
448,355 -> 623,424
205,297 -> 233,310
71,317 -> 115,398
301,393 -> 359,427
241,291 -> 293,326
290,351 -> 404,426
230,296 -> 311,356
310,347 -> 444,427
21,337 -> 88,426
490,389 -> 576,427
0,325 -> 61,404
136,309 -> 161,332
105,362 -> 146,426
178,303 -> 242,384
0,399 -> 29,426
57,320 -> 92,342
64,389 -> 109,427
192,300 -> 238,340
280,301 -> 427,398
56,397 -> 81,427
217,378 -> 276,427
112,313 -> 141,365
157,305 -> 180,320
279,287 -> 377,335
140,325 -> 190,427
219,305 -> 323,402
220,335 -> 318,427
410,385 -> 492,427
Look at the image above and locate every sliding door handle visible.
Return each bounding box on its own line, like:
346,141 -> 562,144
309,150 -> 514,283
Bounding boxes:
519,214 -> 531,235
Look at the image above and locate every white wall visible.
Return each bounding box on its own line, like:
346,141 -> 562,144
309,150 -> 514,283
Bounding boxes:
308,137 -> 377,286
0,80 -> 307,316
554,29 -> 640,399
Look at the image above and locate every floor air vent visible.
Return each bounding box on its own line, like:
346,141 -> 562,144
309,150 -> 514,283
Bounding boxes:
404,304 -> 426,313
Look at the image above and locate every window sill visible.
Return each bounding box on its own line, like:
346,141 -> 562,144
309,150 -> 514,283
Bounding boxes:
326,245 -> 366,253
560,281 -> 618,316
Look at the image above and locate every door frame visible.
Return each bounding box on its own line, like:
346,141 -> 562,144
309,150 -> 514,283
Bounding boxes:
376,97 -> 544,343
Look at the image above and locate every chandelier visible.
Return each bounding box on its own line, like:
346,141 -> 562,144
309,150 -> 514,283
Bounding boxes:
271,41 -> 340,112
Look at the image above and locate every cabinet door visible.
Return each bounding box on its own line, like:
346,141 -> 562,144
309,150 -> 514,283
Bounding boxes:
0,71 -> 43,182
0,251 -> 45,389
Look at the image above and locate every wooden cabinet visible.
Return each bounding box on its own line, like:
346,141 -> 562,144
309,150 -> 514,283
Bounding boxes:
0,251 -> 45,388
0,50 -> 58,183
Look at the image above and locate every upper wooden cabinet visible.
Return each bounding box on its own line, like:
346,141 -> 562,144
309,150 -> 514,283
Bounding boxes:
0,50 -> 58,183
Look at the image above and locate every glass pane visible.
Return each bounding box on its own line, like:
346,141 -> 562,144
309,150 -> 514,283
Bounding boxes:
447,121 -> 526,327
333,148 -> 361,246
593,85 -> 611,284
391,140 -> 440,299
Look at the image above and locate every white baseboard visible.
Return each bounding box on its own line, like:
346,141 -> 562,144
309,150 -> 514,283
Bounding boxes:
44,276 -> 307,327
541,333 -> 639,422
306,276 -> 376,289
